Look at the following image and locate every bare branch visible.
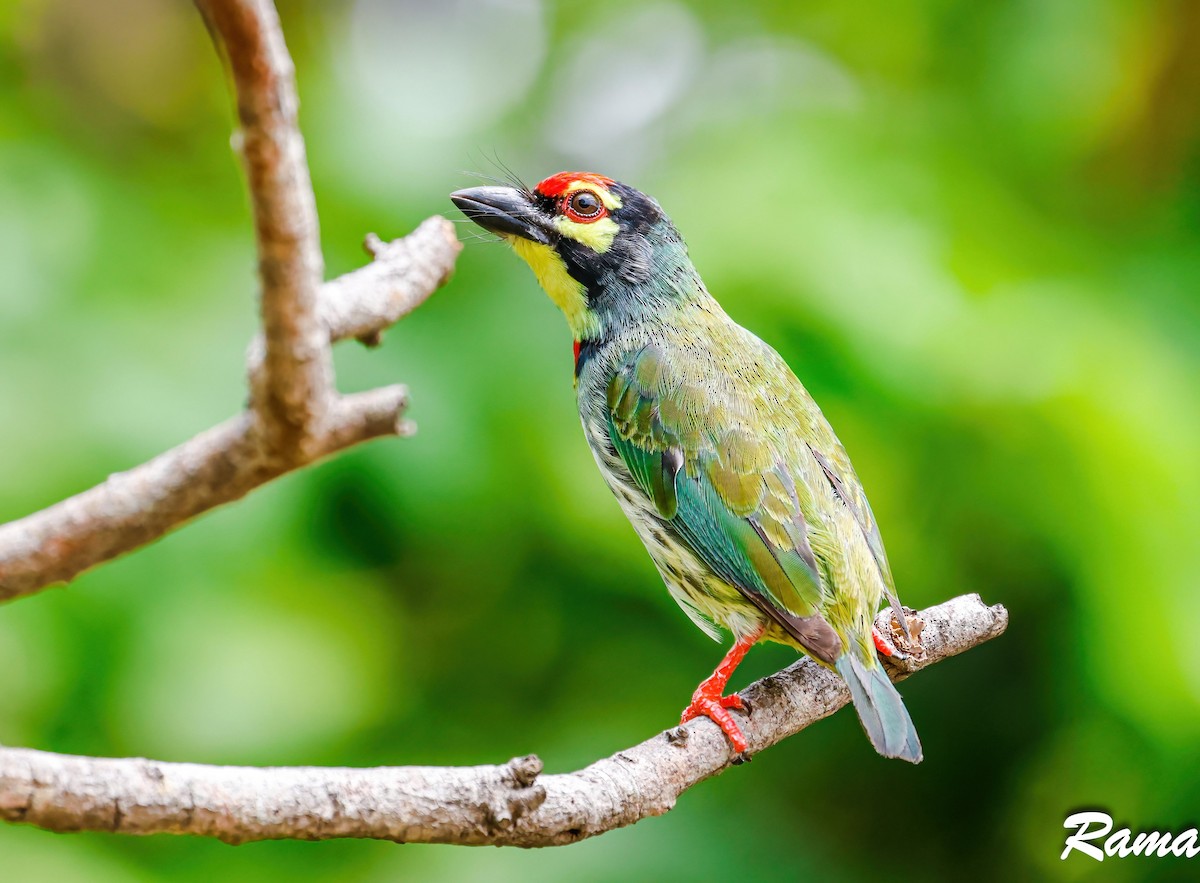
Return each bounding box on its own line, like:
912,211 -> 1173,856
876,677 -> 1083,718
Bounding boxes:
0,0 -> 465,600
322,221 -> 461,346
0,595 -> 1008,846
196,0 -> 331,453
0,221 -> 461,602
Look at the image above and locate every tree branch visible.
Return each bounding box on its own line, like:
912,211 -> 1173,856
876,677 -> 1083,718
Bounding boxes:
196,0 -> 331,453
0,0 -> 464,602
0,595 -> 1008,846
0,218 -> 460,602
321,229 -> 461,346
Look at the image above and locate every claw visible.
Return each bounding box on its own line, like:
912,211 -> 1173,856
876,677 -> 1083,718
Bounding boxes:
681,692 -> 750,754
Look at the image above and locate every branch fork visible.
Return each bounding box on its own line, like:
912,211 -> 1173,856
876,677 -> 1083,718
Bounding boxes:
0,1 -> 461,600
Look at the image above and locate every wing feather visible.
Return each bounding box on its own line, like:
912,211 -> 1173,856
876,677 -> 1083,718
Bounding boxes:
605,344 -> 845,662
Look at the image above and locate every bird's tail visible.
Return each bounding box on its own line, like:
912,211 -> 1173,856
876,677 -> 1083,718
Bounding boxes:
835,652 -> 923,764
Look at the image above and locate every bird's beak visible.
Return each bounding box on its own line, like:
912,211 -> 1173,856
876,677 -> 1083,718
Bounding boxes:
450,186 -> 554,245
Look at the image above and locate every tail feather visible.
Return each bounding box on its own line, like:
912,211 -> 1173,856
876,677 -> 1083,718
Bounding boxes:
835,653 -> 923,764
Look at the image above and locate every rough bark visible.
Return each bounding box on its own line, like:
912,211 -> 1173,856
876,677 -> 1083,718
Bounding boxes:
0,596 -> 1007,847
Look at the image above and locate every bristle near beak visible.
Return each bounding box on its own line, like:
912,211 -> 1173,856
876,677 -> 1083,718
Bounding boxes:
450,186 -> 554,245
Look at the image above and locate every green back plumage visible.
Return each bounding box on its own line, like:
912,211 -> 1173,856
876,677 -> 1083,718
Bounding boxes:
597,295 -> 899,664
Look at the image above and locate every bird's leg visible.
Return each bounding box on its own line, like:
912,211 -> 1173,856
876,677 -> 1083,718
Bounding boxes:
680,626 -> 764,754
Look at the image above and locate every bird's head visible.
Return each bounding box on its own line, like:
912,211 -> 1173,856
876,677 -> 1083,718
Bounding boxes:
451,172 -> 694,341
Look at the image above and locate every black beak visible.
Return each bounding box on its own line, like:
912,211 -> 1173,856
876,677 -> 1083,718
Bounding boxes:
450,186 -> 554,245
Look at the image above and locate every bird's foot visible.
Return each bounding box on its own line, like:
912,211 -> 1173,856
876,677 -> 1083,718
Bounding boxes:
872,624 -> 908,660
680,680 -> 749,754
874,607 -> 927,664
679,629 -> 762,757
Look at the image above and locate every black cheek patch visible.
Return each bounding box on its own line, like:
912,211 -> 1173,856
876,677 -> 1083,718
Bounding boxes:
556,237 -> 607,292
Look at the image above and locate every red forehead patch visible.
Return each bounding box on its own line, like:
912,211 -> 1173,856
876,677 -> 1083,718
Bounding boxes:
535,171 -> 615,197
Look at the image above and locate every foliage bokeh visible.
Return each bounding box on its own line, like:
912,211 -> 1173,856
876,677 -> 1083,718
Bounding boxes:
2,0 -> 1198,879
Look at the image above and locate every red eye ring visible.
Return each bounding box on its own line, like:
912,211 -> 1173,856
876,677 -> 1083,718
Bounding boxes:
562,189 -> 607,223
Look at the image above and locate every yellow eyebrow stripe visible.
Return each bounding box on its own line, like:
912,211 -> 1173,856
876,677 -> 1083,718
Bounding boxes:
554,215 -> 620,254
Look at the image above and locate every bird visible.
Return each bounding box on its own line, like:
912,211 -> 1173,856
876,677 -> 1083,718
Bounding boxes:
450,172 -> 922,763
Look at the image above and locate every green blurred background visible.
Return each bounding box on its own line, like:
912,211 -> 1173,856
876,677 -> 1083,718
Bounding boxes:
2,0 -> 1198,879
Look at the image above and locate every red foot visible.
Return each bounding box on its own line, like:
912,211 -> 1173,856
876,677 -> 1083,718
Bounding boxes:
679,627 -> 763,755
681,686 -> 749,752
872,625 -> 907,660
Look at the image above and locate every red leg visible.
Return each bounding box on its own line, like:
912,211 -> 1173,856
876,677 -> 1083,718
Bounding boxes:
681,627 -> 763,754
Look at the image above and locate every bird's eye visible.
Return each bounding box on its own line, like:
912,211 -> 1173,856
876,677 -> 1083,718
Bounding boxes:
565,190 -> 604,220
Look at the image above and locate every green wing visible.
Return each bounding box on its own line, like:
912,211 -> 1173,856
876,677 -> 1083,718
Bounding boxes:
606,344 -> 845,663
807,442 -> 904,621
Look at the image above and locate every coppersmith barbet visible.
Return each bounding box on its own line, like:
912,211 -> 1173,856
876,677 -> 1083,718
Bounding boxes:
451,172 -> 922,763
